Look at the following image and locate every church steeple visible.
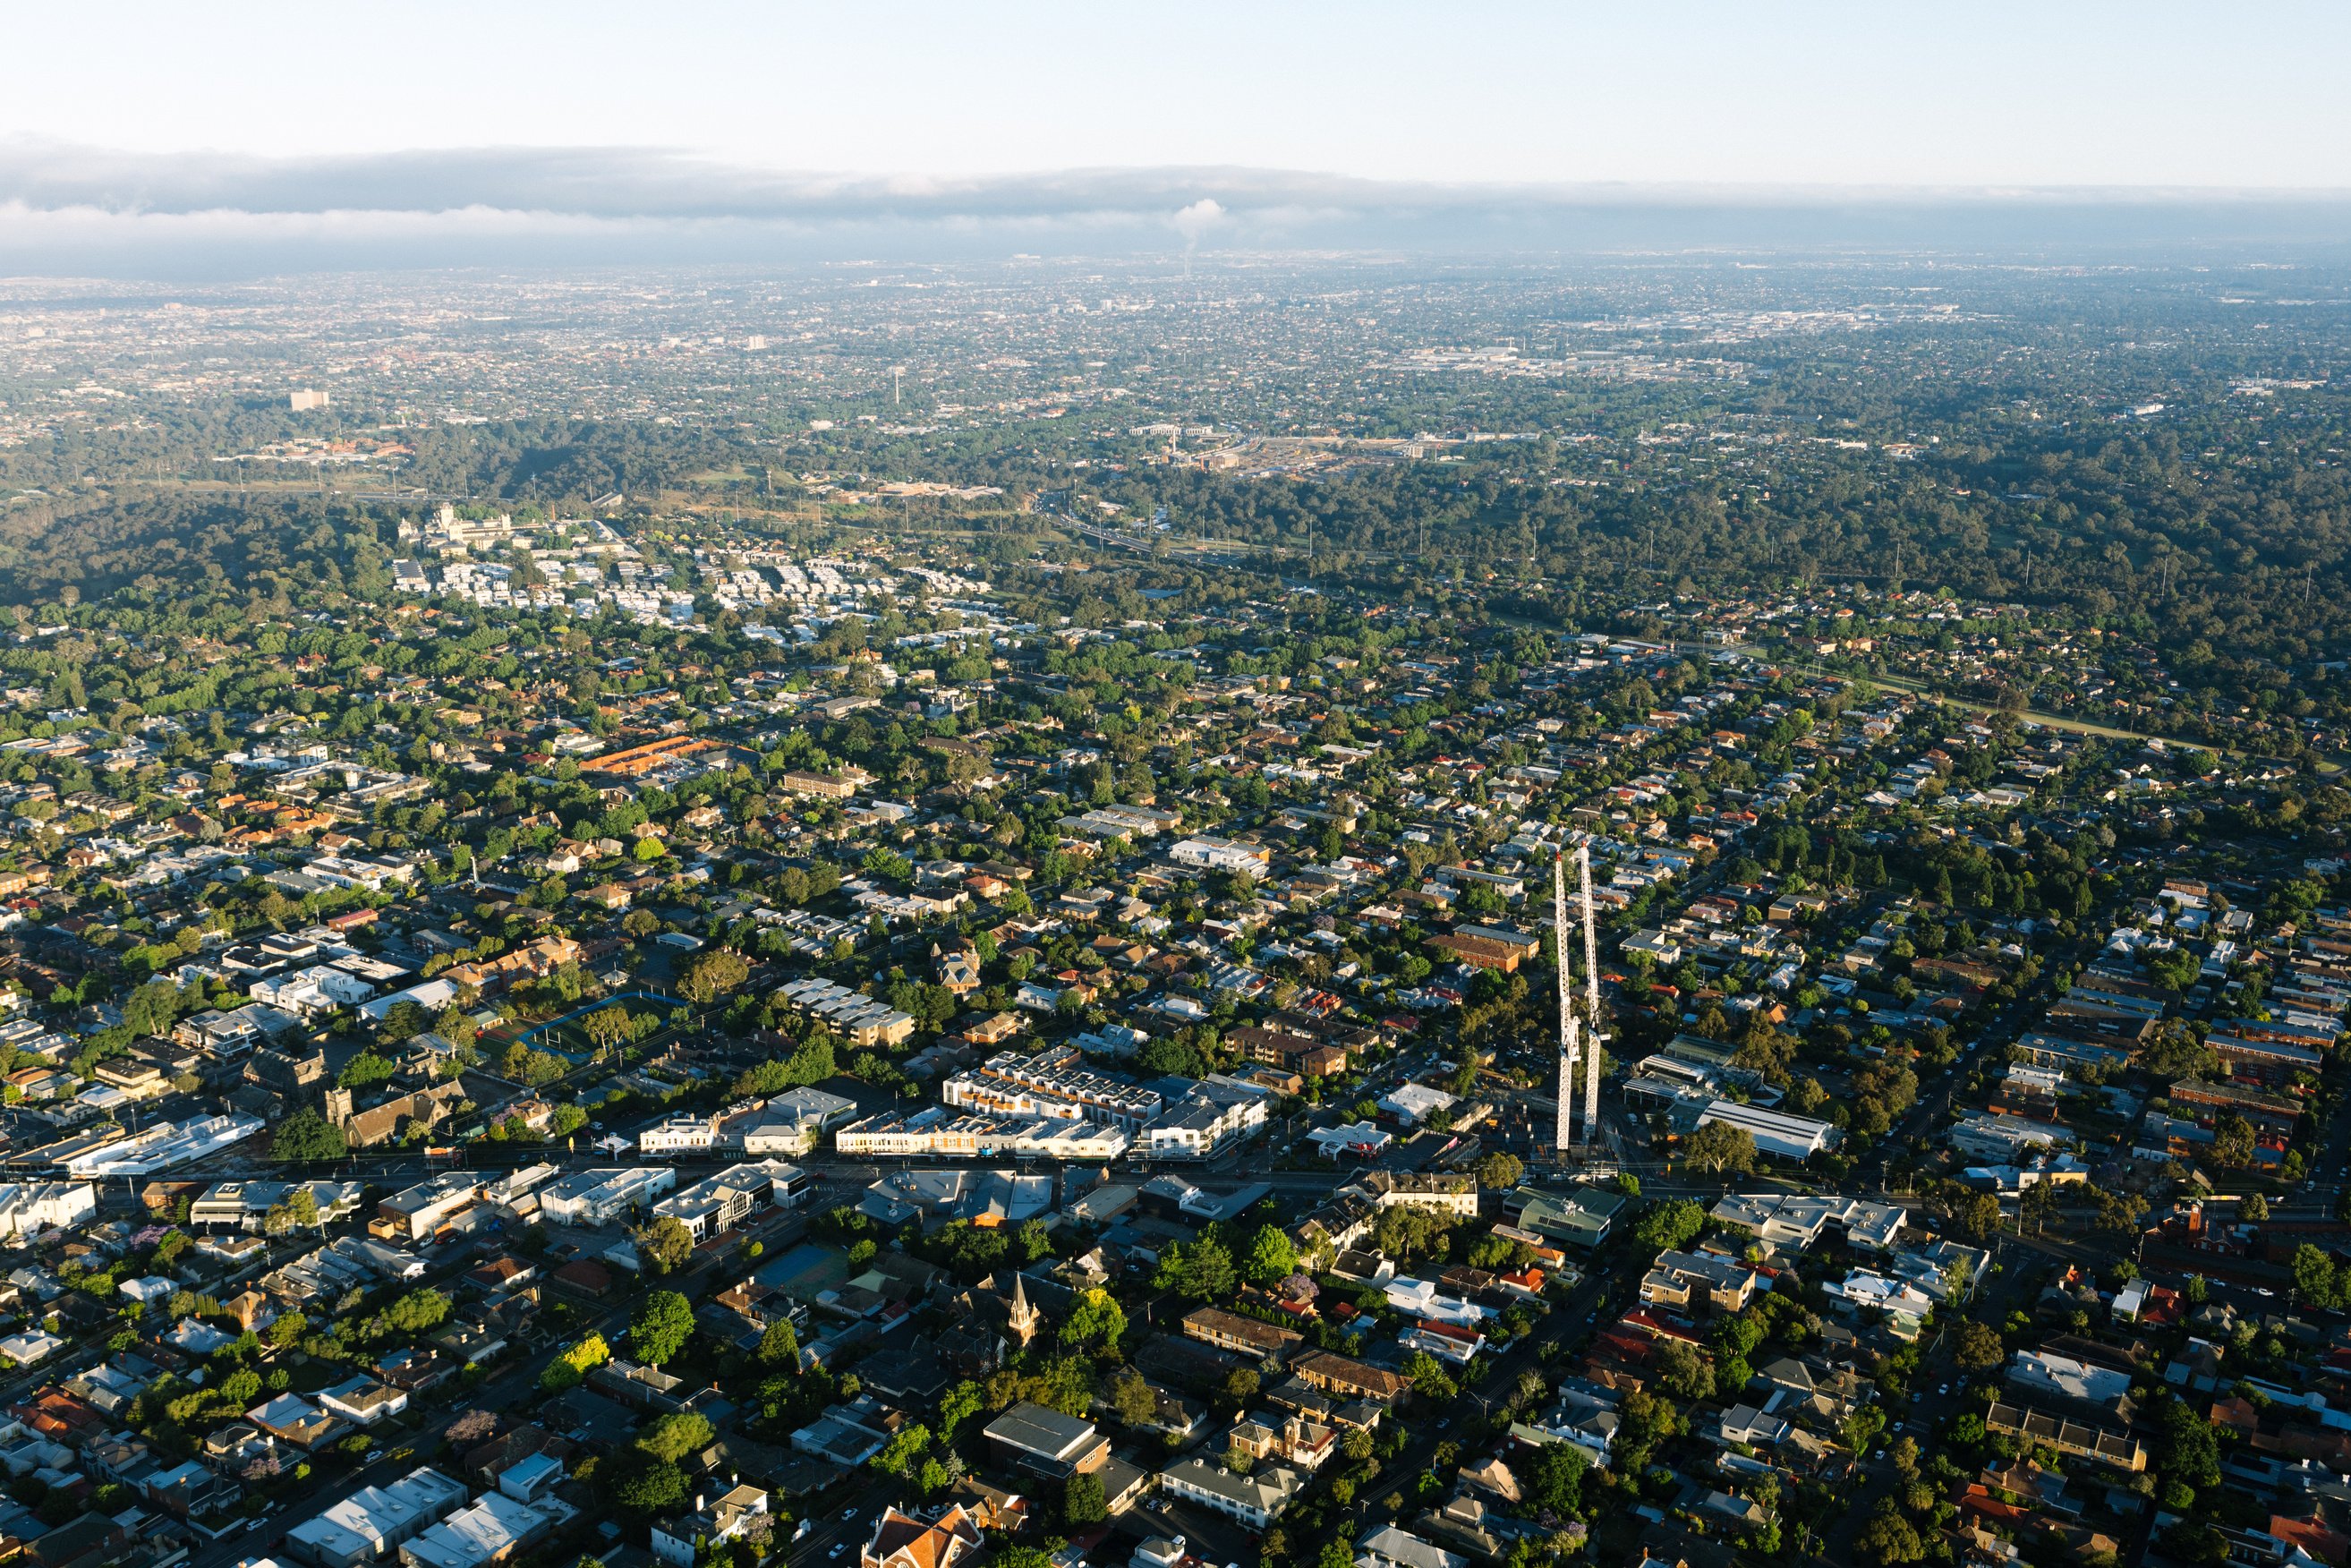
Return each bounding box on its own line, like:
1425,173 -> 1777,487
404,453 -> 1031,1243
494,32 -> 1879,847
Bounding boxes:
1006,1274 -> 1041,1348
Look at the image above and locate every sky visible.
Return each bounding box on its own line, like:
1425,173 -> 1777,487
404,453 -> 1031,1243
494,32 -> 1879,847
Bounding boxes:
3,2 -> 2347,274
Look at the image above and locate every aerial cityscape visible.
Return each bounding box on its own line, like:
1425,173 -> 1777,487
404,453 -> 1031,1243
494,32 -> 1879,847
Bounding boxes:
1,12 -> 2349,1568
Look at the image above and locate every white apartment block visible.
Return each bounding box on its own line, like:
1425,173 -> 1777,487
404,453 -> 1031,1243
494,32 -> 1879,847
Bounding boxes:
1138,1082 -> 1266,1161
834,1106 -> 1129,1161
941,1050 -> 1163,1132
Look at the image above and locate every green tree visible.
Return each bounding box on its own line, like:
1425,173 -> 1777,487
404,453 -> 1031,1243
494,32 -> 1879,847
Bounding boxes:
939,1380 -> 985,1441
679,947 -> 751,1004
1955,1192 -> 2004,1241
629,1290 -> 694,1367
871,1423 -> 931,1478
633,1215 -> 695,1275
757,1317 -> 801,1369
1154,1235 -> 1236,1300
1631,1198 -> 1706,1253
2159,1522 -> 2230,1567
1525,1442 -> 1589,1515
1109,1368 -> 1157,1427
1243,1224 -> 1298,1286
636,1411 -> 715,1464
1655,1339 -> 1715,1401
336,1050 -> 397,1090
2294,1244 -> 2342,1310
540,1332 -> 610,1392
1476,1151 -> 1525,1190
1062,1471 -> 1106,1528
1952,1320 -> 2004,1373
1061,1288 -> 1128,1351
610,1453 -> 687,1514
271,1106 -> 347,1163
1855,1502 -> 1925,1566
2210,1113 -> 2257,1169
1402,1351 -> 1456,1401
2159,1401 -> 2221,1491
1682,1121 -> 1759,1175
381,1288 -> 449,1335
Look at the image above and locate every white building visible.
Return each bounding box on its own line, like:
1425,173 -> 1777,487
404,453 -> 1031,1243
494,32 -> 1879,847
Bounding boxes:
1709,1192 -> 1906,1252
317,1376 -> 409,1427
1358,1526 -> 1470,1568
650,1486 -> 768,1568
61,1114 -> 266,1177
1694,1100 -> 1838,1161
1157,1457 -> 1300,1530
286,1468 -> 469,1568
652,1162 -> 808,1239
1138,1081 -> 1266,1161
942,1051 -> 1163,1132
729,1087 -> 858,1155
635,1114 -> 720,1157
250,965 -> 379,1018
1377,1084 -> 1457,1126
1167,837 -> 1273,875
1383,1276 -> 1494,1326
835,1107 -> 1129,1161
0,1182 -> 95,1238
397,1490 -> 572,1568
536,1168 -> 678,1229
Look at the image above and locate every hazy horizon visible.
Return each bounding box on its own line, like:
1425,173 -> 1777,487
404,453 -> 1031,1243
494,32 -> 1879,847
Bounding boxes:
7,141 -> 2351,280
5,3 -> 2351,276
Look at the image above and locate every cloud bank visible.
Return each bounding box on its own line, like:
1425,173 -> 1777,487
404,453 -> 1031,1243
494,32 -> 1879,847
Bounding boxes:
3,139 -> 2350,277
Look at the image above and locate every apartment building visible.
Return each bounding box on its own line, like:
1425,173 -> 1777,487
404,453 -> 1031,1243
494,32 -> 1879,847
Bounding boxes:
1156,1457 -> 1301,1530
940,1049 -> 1163,1132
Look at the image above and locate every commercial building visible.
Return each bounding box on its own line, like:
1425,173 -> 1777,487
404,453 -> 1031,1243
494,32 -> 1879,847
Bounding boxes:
536,1167 -> 678,1229
1138,1080 -> 1266,1161
398,1491 -> 571,1568
941,1050 -> 1163,1132
983,1402 -> 1111,1479
59,1114 -> 266,1177
285,1467 -> 469,1568
1947,1114 -> 2067,1163
1692,1100 -> 1838,1161
727,1087 -> 859,1155
635,1114 -> 720,1157
652,1161 -> 808,1238
835,1107 -> 1129,1161
1506,1186 -> 1630,1249
377,1174 -> 482,1241
1708,1192 -> 1907,1252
